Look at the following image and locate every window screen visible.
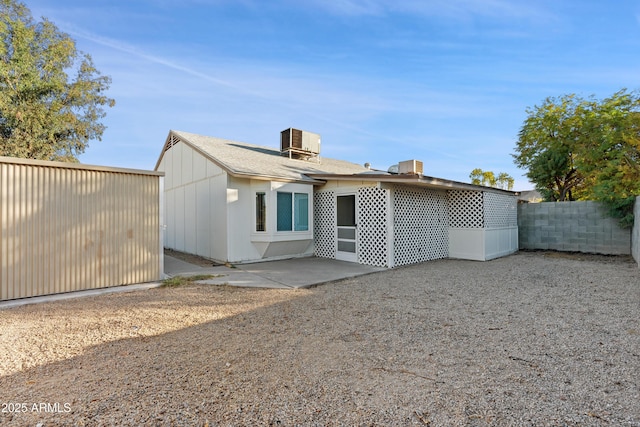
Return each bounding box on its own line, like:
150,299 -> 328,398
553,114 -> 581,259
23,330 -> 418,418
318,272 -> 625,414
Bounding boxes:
337,194 -> 356,226
277,192 -> 293,231
277,191 -> 309,231
256,192 -> 266,232
294,193 -> 309,231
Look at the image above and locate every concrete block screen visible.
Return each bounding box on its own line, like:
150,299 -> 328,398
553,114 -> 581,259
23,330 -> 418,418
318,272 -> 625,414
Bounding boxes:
518,201 -> 631,255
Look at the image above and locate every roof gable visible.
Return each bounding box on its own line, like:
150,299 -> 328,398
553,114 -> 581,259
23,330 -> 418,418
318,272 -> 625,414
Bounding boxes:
154,130 -> 517,195
155,130 -> 368,183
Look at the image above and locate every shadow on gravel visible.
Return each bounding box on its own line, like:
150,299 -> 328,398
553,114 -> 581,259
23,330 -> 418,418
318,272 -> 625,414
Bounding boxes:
1,252 -> 638,426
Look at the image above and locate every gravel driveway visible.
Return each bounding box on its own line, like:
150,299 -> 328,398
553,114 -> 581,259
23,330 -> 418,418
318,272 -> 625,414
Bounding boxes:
0,251 -> 638,426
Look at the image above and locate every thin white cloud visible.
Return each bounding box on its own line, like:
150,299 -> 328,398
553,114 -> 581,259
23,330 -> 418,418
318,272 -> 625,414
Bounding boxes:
298,0 -> 554,22
314,0 -> 384,16
67,25 -> 382,117
63,26 -> 425,148
65,27 -> 247,93
405,0 -> 551,21
66,26 -> 497,155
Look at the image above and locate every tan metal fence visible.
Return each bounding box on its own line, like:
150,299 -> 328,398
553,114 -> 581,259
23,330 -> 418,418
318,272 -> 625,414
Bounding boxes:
1,156 -> 164,301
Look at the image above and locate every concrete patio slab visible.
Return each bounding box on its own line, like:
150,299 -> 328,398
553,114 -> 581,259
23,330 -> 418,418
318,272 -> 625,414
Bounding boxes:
0,255 -> 386,309
165,255 -> 386,289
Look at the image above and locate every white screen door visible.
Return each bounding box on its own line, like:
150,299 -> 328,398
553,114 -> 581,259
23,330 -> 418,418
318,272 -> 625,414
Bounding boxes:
336,194 -> 357,262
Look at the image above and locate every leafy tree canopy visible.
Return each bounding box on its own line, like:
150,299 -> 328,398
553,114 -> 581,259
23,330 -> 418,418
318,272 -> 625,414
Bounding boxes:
514,89 -> 640,227
578,90 -> 640,227
513,94 -> 587,201
469,168 -> 514,190
0,0 -> 114,161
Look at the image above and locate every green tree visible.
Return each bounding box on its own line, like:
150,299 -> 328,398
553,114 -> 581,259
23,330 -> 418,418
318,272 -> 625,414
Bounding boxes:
578,89 -> 640,227
496,172 -> 515,191
0,0 -> 114,161
469,168 -> 514,190
513,94 -> 587,201
514,89 -> 640,227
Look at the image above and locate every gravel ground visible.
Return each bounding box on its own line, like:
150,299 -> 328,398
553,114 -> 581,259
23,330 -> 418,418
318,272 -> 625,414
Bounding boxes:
0,251 -> 638,426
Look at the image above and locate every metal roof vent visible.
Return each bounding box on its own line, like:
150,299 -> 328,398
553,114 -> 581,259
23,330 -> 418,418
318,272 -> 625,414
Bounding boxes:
281,128 -> 321,162
398,159 -> 423,175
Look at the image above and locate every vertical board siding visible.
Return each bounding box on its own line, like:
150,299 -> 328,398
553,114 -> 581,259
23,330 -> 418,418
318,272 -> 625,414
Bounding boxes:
1,158 -> 162,301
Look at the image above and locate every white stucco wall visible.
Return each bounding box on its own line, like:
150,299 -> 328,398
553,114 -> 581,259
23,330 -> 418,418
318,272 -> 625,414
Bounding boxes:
226,180 -> 315,263
226,176 -> 256,262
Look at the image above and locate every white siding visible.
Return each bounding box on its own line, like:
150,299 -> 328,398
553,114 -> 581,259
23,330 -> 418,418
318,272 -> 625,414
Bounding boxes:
448,190 -> 518,260
158,142 -> 227,261
448,228 -> 485,261
226,176 -> 254,262
483,192 -> 518,260
184,184 -> 197,254
210,174 -> 227,261
174,183 -> 186,251
193,151 -> 207,181
195,179 -> 210,257
181,143 -> 193,184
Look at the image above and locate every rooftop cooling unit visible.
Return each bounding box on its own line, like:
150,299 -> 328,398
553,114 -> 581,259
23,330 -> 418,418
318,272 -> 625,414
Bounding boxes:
398,159 -> 423,175
281,128 -> 321,161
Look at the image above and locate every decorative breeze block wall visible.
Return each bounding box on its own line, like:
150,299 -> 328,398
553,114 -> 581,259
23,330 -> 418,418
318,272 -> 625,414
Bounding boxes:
357,187 -> 389,267
448,190 -> 483,228
313,191 -> 335,259
392,186 -> 449,266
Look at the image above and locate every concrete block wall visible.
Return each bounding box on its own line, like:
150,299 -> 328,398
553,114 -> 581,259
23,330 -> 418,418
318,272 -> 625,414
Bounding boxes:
633,197 -> 639,267
518,201 -> 631,255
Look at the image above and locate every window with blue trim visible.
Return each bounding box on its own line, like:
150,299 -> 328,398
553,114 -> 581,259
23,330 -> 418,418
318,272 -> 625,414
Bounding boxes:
294,193 -> 309,231
277,192 -> 309,231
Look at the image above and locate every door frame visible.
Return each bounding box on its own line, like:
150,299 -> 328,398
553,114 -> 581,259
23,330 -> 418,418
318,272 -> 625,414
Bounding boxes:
335,192 -> 358,262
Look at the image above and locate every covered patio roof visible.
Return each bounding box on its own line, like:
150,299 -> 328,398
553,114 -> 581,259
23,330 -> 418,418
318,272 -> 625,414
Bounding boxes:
305,171 -> 518,195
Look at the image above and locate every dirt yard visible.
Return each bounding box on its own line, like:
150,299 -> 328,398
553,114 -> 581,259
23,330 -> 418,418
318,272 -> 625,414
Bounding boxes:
0,251 -> 638,426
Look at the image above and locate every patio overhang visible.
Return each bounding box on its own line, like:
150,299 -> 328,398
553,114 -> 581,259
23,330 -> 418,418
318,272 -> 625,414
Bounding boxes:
305,172 -> 519,195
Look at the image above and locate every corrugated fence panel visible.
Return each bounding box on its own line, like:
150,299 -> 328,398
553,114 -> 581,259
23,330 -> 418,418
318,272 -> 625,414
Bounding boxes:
0,157 -> 163,301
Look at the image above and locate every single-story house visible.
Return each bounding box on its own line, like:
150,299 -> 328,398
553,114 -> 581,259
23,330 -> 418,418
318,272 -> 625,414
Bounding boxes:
154,129 -> 518,267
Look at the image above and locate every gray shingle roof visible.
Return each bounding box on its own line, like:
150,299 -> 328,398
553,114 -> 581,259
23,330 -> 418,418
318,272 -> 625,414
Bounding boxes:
167,130 -> 368,183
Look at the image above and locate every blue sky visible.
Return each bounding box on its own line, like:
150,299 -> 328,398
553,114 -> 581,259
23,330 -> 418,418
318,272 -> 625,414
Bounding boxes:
25,0 -> 640,190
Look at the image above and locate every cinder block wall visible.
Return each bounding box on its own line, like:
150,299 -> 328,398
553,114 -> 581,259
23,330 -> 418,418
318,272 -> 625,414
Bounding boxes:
633,197 -> 639,267
518,201 -> 631,255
